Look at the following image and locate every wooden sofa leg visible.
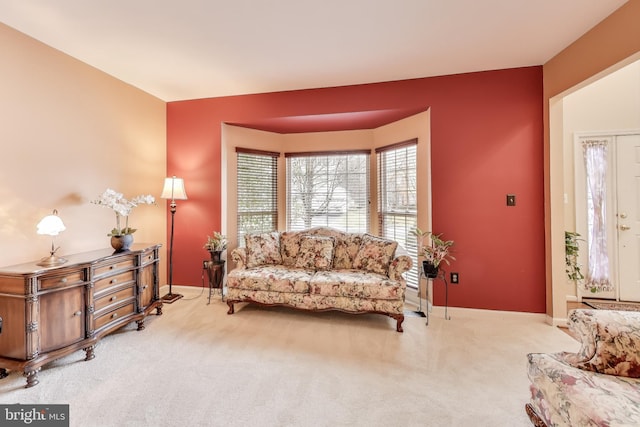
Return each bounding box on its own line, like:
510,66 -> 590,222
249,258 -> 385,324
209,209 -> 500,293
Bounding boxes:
394,314 -> 404,332
226,301 -> 235,314
525,403 -> 548,427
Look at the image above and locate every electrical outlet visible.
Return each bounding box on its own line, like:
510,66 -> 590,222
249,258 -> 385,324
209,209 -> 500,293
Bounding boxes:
203,260 -> 208,269
450,272 -> 459,284
506,194 -> 516,206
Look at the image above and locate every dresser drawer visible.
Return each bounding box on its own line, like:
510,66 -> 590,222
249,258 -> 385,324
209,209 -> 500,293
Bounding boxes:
39,270 -> 85,290
95,285 -> 135,312
94,302 -> 135,331
94,271 -> 134,294
93,257 -> 135,278
141,249 -> 156,266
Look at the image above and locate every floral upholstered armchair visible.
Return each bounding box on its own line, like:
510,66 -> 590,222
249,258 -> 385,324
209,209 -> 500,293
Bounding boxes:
526,309 -> 640,426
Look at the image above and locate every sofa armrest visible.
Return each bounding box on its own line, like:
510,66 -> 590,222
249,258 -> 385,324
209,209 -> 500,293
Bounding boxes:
388,245 -> 413,282
559,309 -> 640,377
230,247 -> 247,269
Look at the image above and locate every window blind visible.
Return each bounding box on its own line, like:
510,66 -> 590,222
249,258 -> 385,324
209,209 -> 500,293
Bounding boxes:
236,148 -> 278,245
377,140 -> 418,288
286,151 -> 370,233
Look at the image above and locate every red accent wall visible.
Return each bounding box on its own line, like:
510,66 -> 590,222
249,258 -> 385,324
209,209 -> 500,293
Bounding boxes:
167,66 -> 545,313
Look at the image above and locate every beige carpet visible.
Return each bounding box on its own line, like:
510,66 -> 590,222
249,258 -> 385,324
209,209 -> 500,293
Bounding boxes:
0,286 -> 578,427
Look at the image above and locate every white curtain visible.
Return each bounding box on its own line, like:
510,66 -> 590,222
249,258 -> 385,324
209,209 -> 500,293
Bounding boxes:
582,140 -> 613,292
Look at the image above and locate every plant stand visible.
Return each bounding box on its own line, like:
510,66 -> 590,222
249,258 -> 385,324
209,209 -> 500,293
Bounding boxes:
205,260 -> 225,304
418,267 -> 450,325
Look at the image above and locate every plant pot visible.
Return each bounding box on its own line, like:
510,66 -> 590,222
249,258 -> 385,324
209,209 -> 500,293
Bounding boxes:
111,234 -> 134,252
422,260 -> 439,279
209,250 -> 223,262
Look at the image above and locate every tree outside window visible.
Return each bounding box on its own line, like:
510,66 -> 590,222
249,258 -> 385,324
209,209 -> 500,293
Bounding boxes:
286,152 -> 369,232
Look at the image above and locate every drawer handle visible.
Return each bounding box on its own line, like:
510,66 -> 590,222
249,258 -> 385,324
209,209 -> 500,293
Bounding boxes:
111,313 -> 118,319
110,279 -> 117,284
60,277 -> 67,283
110,295 -> 117,302
110,265 -> 115,270
73,311 -> 82,317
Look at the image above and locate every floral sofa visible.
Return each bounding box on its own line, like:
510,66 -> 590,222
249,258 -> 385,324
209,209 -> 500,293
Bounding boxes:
226,227 -> 412,332
526,309 -> 640,426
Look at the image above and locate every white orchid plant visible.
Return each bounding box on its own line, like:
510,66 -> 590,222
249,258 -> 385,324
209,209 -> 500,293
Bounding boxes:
92,189 -> 155,236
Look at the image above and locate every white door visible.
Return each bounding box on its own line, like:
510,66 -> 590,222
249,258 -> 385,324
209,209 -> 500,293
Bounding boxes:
617,134 -> 640,301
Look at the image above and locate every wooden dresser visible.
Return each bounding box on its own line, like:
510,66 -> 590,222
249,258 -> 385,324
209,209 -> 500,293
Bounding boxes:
0,244 -> 162,387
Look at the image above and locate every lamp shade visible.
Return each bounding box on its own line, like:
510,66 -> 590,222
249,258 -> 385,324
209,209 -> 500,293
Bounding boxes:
161,176 -> 188,201
37,210 -> 66,236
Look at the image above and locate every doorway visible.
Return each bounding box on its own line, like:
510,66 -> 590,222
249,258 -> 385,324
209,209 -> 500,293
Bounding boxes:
575,131 -> 640,301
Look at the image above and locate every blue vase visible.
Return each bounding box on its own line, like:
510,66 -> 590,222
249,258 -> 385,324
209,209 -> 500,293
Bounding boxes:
111,234 -> 134,252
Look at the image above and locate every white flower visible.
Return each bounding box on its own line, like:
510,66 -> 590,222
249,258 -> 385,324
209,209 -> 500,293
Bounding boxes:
92,188 -> 156,236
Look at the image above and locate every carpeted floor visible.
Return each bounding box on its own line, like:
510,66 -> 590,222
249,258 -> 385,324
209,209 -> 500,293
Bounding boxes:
0,286 -> 578,427
583,300 -> 640,311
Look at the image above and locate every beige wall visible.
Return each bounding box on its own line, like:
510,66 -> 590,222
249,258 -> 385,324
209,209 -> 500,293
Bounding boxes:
0,23 -> 167,282
222,111 -> 431,265
544,0 -> 640,323
221,124 -> 287,250
373,110 -> 432,235
563,60 -> 640,229
559,59 -> 640,302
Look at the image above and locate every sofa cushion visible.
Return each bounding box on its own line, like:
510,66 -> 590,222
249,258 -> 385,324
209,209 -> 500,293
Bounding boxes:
310,270 -> 403,300
527,352 -> 640,426
352,234 -> 398,276
280,231 -> 301,267
332,234 -> 363,269
562,309 -> 640,378
294,235 -> 335,270
303,227 -> 363,269
227,265 -> 313,293
245,232 -> 282,268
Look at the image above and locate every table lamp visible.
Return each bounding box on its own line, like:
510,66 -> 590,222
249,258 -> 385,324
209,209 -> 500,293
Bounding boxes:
36,209 -> 67,267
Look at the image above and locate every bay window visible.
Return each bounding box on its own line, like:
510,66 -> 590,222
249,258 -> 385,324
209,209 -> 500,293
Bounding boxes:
377,139 -> 418,287
236,147 -> 279,245
286,151 -> 370,233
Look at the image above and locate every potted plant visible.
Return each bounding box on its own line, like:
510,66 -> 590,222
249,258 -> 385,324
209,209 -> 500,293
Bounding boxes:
411,227 -> 455,278
204,231 -> 227,262
92,188 -> 156,251
565,231 -> 585,286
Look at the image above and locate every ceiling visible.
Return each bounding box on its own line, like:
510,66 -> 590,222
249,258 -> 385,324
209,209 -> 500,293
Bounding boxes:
0,1 -> 627,104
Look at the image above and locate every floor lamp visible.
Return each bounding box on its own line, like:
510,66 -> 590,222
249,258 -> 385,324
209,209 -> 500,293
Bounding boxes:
161,176 -> 188,303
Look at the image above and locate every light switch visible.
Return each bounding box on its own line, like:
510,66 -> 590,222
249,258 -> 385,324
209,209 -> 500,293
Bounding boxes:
506,194 -> 516,206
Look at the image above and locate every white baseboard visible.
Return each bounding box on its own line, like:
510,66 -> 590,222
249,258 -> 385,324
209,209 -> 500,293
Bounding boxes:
549,316 -> 569,327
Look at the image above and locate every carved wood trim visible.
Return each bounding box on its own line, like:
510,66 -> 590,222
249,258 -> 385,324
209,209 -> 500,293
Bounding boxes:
525,403 -> 548,427
0,244 -> 162,388
226,298 -> 404,332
